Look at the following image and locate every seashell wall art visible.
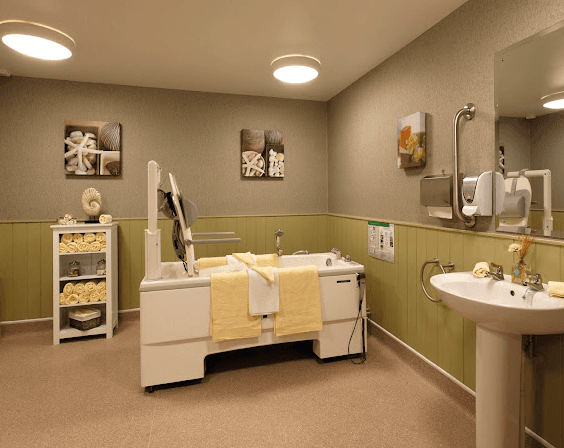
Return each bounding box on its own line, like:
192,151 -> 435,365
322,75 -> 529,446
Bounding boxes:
241,129 -> 284,179
64,120 -> 122,177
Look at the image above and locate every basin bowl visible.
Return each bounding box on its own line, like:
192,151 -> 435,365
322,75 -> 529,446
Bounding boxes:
430,272 -> 564,335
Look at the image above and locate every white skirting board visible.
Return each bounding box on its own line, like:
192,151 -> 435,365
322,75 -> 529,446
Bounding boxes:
0,308 -> 141,326
367,319 -> 556,448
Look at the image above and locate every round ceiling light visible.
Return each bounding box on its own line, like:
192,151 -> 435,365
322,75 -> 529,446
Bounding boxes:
271,55 -> 321,84
0,20 -> 75,60
541,91 -> 564,110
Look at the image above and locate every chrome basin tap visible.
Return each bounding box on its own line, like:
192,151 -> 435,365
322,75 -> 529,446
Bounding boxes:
331,248 -> 342,260
486,262 -> 504,281
275,229 -> 284,257
523,273 -> 544,291
292,250 -> 309,255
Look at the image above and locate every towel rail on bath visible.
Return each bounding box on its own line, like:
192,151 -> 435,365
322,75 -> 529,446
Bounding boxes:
420,258 -> 455,302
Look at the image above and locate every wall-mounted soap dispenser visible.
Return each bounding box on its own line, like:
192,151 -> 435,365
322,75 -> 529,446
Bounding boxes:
461,171 -> 500,217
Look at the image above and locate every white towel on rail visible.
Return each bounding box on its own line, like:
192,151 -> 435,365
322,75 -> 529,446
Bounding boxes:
248,268 -> 279,316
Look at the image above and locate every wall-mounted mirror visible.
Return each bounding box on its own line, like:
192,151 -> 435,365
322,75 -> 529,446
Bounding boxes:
495,20 -> 564,239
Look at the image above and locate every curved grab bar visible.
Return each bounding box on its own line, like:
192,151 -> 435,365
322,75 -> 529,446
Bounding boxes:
453,103 -> 477,228
420,258 -> 455,302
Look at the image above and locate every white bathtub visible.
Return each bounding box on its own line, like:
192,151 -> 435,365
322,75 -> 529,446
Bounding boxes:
139,253 -> 366,389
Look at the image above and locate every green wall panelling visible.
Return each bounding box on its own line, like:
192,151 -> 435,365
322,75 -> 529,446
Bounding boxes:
40,222 -> 53,318
129,220 -> 147,309
12,223 -> 29,321
0,223 -> 13,322
406,226 -> 418,349
118,220 -> 131,311
396,225 -> 408,343
26,223 -> 41,320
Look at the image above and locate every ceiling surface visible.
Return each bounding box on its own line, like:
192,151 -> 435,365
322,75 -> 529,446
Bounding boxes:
0,0 -> 468,101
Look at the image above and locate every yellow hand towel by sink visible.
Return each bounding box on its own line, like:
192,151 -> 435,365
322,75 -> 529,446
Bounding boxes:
256,253 -> 279,268
548,281 -> 564,298
275,266 -> 322,337
210,270 -> 261,342
473,262 -> 489,278
198,256 -> 228,270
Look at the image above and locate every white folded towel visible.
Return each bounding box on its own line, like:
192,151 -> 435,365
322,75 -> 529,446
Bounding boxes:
248,267 -> 279,316
473,262 -> 489,278
99,214 -> 112,224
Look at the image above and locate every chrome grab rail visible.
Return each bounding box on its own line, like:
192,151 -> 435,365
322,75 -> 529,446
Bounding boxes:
420,258 -> 455,302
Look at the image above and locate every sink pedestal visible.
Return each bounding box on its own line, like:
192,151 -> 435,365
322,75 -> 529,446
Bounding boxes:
476,326 -> 524,448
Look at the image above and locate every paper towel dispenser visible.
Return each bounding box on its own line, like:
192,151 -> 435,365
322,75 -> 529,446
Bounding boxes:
420,175 -> 453,218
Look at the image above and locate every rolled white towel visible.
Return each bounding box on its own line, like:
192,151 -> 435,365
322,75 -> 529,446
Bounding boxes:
473,262 -> 489,278
548,281 -> 564,298
99,214 -> 112,224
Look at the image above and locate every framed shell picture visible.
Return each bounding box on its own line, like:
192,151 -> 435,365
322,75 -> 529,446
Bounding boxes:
397,112 -> 426,169
64,120 -> 121,176
241,129 -> 284,179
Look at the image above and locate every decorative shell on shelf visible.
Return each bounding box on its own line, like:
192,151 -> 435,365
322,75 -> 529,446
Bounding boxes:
81,188 -> 101,217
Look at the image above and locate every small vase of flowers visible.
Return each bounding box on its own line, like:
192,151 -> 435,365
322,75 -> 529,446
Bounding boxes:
508,234 -> 534,284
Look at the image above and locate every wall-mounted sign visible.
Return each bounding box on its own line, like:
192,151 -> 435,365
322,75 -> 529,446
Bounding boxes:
368,221 -> 394,263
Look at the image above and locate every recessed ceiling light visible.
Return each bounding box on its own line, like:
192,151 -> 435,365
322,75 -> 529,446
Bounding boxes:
271,55 -> 321,84
0,20 -> 75,60
541,91 -> 564,110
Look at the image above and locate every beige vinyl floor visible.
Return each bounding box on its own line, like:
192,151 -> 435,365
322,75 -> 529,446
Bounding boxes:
0,315 -> 479,448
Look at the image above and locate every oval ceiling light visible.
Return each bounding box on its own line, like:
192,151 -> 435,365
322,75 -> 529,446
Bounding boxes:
271,55 -> 321,84
541,91 -> 564,110
0,20 -> 75,60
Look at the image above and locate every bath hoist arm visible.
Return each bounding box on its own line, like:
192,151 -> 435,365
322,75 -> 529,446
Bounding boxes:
452,103 -> 477,228
145,160 -> 162,280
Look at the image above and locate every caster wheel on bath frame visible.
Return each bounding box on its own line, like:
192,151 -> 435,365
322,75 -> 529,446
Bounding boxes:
145,386 -> 154,393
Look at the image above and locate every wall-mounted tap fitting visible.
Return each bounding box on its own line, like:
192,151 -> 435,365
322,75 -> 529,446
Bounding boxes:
275,229 -> 284,257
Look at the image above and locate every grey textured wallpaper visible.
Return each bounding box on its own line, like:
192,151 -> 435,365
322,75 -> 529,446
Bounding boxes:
0,78 -> 327,221
327,0 -> 564,231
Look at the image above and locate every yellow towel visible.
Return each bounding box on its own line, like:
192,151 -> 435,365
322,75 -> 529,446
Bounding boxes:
89,241 -> 101,252
67,242 -> 78,253
256,253 -> 279,268
89,291 -> 100,303
198,256 -> 228,270
74,282 -> 86,295
63,282 -> 75,297
548,281 -> 564,298
78,293 -> 89,304
232,252 -> 255,266
61,234 -> 73,244
274,266 -> 322,337
99,290 -> 107,301
78,242 -> 90,252
95,232 -> 106,243
210,271 -> 261,342
83,233 -> 96,243
251,266 -> 275,283
473,262 -> 489,278
59,242 -> 69,254
67,294 -> 79,305
96,280 -> 106,293
85,281 -> 97,294
59,293 -> 66,305
73,233 -> 84,243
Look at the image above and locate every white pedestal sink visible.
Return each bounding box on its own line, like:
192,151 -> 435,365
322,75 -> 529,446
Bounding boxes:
430,272 -> 564,448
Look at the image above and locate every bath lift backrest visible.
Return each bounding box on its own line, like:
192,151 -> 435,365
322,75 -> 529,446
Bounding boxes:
145,161 -> 240,279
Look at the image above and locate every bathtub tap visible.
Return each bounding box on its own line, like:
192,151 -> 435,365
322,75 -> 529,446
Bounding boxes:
292,250 -> 309,255
331,248 -> 342,260
275,229 -> 284,256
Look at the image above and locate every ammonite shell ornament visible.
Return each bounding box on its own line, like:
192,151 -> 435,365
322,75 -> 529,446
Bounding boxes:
81,188 -> 102,221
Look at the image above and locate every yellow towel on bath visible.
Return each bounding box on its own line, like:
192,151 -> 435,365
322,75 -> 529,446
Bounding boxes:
548,281 -> 564,298
232,252 -> 255,266
256,253 -> 279,268
198,256 -> 228,270
251,266 -> 275,283
210,270 -> 261,342
274,266 -> 322,337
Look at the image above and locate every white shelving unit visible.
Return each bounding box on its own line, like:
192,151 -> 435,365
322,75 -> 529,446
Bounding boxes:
51,223 -> 118,345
